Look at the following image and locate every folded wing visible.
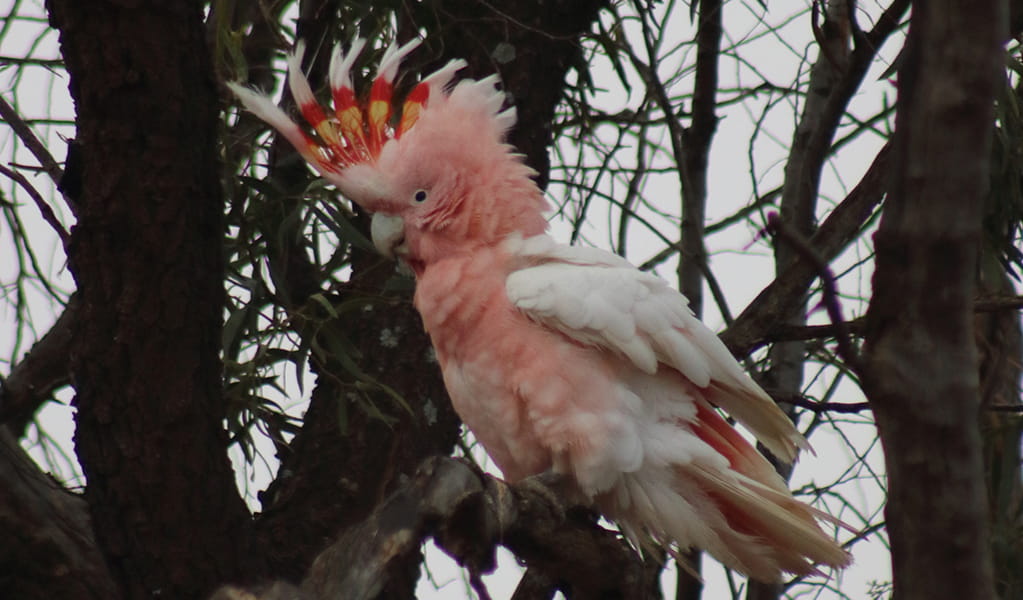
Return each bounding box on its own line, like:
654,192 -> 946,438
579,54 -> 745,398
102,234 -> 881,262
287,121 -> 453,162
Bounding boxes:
504,236 -> 807,463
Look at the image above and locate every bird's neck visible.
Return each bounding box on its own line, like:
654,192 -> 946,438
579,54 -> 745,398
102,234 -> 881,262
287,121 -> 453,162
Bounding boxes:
412,242 -> 521,360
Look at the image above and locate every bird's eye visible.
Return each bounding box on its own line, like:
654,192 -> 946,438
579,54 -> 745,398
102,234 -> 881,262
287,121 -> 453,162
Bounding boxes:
413,189 -> 428,204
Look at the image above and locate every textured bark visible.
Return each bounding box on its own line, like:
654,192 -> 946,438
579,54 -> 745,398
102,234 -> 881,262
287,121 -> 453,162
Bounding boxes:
227,457 -> 655,600
254,292 -> 462,585
862,2 -> 1003,599
0,428 -> 117,600
48,1 -> 257,597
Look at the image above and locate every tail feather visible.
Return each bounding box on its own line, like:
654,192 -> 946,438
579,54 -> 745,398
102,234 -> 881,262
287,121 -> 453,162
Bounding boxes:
688,464 -> 853,578
704,380 -> 810,464
604,399 -> 852,582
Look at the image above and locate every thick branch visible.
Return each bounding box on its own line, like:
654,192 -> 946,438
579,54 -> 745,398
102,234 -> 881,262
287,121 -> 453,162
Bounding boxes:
1,295 -> 76,435
723,0 -> 907,368
0,428 -> 117,599
224,457 -> 649,600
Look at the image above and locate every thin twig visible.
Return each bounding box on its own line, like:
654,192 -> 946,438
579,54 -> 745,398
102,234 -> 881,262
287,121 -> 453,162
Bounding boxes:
974,295 -> 1023,312
0,94 -> 77,217
766,212 -> 861,371
779,394 -> 871,414
0,163 -> 70,246
469,570 -> 493,600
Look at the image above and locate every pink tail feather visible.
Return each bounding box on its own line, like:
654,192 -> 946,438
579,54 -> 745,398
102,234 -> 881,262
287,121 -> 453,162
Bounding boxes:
684,401 -> 853,580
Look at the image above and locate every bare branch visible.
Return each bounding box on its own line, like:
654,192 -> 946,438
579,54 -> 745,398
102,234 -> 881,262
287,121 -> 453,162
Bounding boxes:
722,143 -> 891,356
0,94 -> 76,217
1,295 -> 76,435
0,163 -> 70,246
253,457 -> 647,600
766,212 -> 861,371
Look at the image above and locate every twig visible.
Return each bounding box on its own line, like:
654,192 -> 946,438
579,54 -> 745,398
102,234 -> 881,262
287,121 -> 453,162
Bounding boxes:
637,187 -> 780,272
974,295 -> 1023,312
469,570 -> 493,600
778,394 -> 871,414
766,212 -> 861,371
0,163 -> 70,246
0,95 -> 77,217
749,295 -> 1023,346
765,317 -> 867,344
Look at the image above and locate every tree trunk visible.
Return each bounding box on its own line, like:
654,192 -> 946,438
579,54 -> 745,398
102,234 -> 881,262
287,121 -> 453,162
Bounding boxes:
862,2 -> 1003,599
48,1 -> 258,597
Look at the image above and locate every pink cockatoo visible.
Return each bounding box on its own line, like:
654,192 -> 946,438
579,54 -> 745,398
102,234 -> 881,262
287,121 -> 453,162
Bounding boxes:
230,38 -> 852,581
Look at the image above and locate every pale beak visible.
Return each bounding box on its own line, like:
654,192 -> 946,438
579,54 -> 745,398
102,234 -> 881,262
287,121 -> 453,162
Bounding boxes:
370,213 -> 406,258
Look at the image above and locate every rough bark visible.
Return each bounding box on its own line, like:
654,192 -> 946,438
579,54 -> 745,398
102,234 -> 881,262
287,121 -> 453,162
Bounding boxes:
48,1 -> 257,597
227,457 -> 655,600
0,428 -> 117,600
253,290 -> 462,584
862,2 -> 1004,599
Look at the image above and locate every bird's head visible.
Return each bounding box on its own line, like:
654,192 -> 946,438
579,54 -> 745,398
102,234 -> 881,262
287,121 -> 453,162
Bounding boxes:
230,38 -> 549,275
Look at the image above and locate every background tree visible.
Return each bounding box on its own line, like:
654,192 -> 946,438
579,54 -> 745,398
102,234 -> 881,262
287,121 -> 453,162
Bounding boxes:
1,1 -> 1020,600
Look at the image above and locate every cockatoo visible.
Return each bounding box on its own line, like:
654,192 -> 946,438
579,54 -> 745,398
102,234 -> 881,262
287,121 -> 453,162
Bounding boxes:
230,38 -> 852,581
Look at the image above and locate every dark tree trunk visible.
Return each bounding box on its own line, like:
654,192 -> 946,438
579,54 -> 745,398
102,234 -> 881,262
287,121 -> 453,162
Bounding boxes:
862,2 -> 1003,599
48,1 -> 257,597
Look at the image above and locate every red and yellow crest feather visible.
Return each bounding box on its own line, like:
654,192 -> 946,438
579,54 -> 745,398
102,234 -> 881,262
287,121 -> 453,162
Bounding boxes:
229,38 -> 467,180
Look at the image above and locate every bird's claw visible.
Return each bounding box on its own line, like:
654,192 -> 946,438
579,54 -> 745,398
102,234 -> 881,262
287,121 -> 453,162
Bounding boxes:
515,471 -> 587,523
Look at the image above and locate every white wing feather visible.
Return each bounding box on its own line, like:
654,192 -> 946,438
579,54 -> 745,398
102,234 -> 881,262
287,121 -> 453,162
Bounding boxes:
504,235 -> 807,462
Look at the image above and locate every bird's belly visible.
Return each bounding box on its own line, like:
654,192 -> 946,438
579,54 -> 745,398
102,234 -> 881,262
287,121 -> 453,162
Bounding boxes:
435,317 -> 661,494
441,355 -> 553,482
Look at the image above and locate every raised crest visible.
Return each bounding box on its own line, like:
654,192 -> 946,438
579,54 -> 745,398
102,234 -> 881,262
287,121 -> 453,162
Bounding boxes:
229,38 -> 467,176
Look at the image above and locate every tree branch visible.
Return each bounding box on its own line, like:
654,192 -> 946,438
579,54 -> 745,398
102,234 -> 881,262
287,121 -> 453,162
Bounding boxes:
0,163 -> 70,246
721,142 -> 891,356
0,427 -> 118,599
1,295 -> 77,436
0,94 -> 77,217
765,213 -> 861,370
224,457 -> 650,600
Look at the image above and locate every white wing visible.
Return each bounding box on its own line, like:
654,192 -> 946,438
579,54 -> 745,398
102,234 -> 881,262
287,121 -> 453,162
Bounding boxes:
504,235 -> 807,462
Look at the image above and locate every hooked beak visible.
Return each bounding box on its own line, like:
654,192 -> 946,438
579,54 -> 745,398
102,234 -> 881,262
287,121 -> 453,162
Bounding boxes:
370,213 -> 406,258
